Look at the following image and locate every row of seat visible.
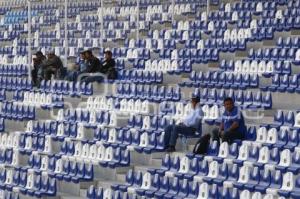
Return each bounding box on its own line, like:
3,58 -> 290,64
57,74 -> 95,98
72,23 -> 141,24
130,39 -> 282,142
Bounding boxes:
220,60 -> 291,76
13,91 -> 64,108
180,71 -> 259,89
115,84 -> 181,102
60,141 -> 130,168
0,169 -> 56,198
0,77 -> 32,91
248,48 -> 297,61
262,110 -> 300,129
117,70 -> 163,84
39,80 -> 93,96
1,102 -> 35,120
260,74 -> 300,93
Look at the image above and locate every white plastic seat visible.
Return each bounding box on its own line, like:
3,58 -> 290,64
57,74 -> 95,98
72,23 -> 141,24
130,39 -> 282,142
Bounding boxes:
88,144 -> 97,161
218,142 -> 229,159
278,149 -> 292,168
104,147 -> 113,162
73,142 -> 83,160
207,161 -> 219,179
178,156 -> 190,174
81,143 -> 90,162
240,190 -> 251,199
281,172 -> 294,191
234,60 -> 242,73
108,129 -> 117,143
256,146 -> 270,165
294,112 -> 300,128
256,127 -> 267,143
96,145 -> 106,162
266,128 -> 277,145
251,192 -> 262,199
197,182 -> 209,199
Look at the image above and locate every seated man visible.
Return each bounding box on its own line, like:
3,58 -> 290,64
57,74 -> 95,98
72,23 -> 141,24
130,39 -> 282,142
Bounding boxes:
100,50 -> 117,80
39,51 -> 64,81
164,96 -> 203,152
212,97 -> 246,145
65,52 -> 87,81
79,50 -> 102,83
31,51 -> 46,87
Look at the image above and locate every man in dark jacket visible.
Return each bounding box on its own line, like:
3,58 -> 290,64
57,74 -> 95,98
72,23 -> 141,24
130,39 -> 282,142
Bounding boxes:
80,50 -> 117,83
40,51 -> 64,80
31,51 -> 46,86
83,50 -> 102,73
100,50 -> 117,79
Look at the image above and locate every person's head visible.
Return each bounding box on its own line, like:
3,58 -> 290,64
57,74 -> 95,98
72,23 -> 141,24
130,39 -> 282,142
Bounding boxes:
224,97 -> 234,112
46,51 -> 55,59
35,51 -> 44,58
104,50 -> 112,60
80,52 -> 86,60
84,50 -> 93,59
191,96 -> 200,109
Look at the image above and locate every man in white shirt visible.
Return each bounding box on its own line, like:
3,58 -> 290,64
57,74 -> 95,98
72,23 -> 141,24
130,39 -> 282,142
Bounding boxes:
164,96 -> 203,152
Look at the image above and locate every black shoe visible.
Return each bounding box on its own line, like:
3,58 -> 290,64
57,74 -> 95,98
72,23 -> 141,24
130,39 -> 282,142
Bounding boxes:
166,146 -> 176,152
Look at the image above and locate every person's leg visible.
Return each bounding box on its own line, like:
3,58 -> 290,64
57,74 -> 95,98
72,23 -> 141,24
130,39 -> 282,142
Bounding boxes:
82,76 -> 104,84
163,125 -> 173,148
44,68 -> 55,80
31,69 -> 37,86
168,125 -> 195,148
222,130 -> 244,144
211,128 -> 221,145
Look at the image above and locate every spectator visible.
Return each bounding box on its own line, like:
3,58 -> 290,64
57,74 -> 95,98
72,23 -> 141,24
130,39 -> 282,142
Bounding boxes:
31,51 -> 46,87
80,50 -> 117,83
40,51 -> 64,81
164,96 -> 203,152
79,50 -> 102,83
65,52 -> 87,81
211,97 -> 246,145
100,50 -> 117,80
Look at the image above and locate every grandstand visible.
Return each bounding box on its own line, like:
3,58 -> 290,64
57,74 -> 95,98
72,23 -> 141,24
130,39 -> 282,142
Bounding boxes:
0,0 -> 299,198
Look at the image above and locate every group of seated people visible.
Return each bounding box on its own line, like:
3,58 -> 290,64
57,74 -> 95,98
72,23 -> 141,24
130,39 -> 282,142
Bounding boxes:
164,97 -> 247,153
31,50 -> 117,87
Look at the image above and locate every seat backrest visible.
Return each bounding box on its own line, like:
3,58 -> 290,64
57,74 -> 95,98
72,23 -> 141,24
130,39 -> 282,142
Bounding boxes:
279,149 -> 291,167
238,165 -> 250,183
197,182 -> 209,199
281,172 -> 294,191
207,161 -> 219,178
256,127 -> 267,143
239,190 -> 251,199
257,146 -> 269,163
178,156 -> 189,173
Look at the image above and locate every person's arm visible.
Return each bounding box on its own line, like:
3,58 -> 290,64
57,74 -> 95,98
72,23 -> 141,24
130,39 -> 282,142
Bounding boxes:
40,58 -> 58,68
226,121 -> 239,133
219,122 -> 224,132
183,108 -> 203,127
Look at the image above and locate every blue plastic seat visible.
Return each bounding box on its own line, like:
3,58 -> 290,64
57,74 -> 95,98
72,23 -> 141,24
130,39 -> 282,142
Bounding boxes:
255,169 -> 271,193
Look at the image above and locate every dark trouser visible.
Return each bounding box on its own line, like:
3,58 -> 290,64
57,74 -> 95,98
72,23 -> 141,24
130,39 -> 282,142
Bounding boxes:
164,124 -> 196,147
212,128 -> 244,145
65,71 -> 80,81
31,69 -> 38,86
44,67 -> 58,81
80,75 -> 104,84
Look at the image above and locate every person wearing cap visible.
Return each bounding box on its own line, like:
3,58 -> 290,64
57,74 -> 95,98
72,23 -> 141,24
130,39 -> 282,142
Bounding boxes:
31,51 -> 46,86
40,51 -> 64,81
163,96 -> 203,152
